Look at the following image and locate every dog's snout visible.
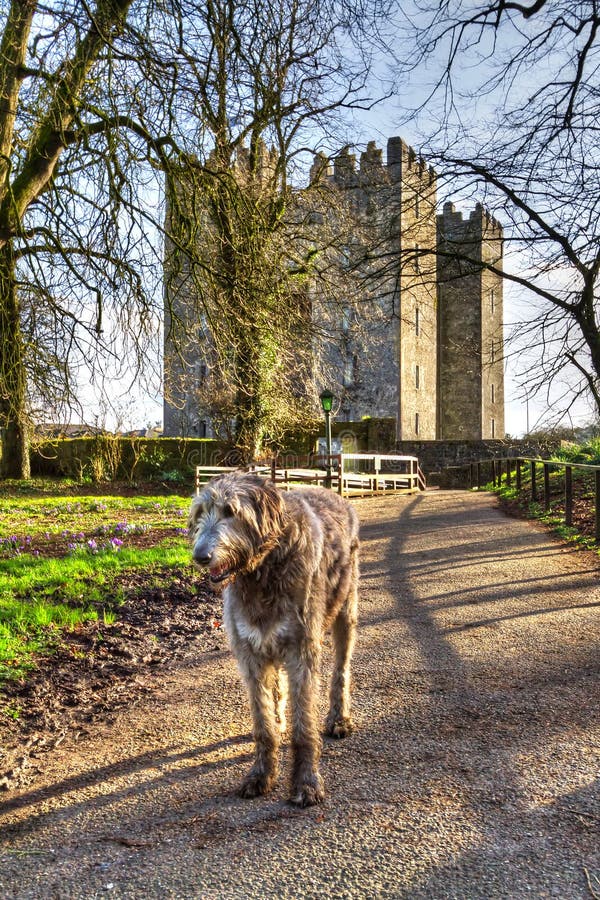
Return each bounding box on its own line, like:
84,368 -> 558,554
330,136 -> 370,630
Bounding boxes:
193,546 -> 212,565
193,537 -> 213,565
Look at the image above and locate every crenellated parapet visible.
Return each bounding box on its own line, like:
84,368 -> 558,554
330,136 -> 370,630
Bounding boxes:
439,201 -> 503,241
310,136 -> 437,190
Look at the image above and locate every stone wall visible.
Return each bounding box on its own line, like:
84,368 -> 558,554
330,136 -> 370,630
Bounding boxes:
394,439 -> 559,476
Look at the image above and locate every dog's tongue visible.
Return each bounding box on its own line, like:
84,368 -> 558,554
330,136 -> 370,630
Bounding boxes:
210,564 -> 232,582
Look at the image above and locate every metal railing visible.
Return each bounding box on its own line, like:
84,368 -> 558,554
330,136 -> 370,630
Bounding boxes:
466,456 -> 600,541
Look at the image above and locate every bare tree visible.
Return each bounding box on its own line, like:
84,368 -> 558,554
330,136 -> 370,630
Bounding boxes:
0,0 -> 169,478
161,0 -> 390,459
1,0 -> 391,476
396,0 -> 600,424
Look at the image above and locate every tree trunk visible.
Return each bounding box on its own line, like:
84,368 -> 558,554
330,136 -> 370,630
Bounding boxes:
0,243 -> 29,478
234,361 -> 266,462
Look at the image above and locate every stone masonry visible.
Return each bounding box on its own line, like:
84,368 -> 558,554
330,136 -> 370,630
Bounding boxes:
162,136 -> 504,442
437,201 -> 505,439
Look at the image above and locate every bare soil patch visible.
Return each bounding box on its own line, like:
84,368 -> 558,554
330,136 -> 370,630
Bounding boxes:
0,566 -> 225,791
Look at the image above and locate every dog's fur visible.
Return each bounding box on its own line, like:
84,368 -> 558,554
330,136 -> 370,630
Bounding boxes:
188,472 -> 359,807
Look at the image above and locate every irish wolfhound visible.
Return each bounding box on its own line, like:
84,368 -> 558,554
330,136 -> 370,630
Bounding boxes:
189,472 -> 359,807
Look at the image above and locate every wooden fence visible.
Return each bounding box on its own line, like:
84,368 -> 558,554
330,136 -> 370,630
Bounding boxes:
465,456 -> 600,541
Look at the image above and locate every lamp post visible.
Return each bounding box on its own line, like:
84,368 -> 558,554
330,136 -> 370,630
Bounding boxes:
319,389 -> 334,488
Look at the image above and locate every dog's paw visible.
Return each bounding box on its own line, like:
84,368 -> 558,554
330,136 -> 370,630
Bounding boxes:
238,770 -> 274,799
325,716 -> 353,739
290,773 -> 325,807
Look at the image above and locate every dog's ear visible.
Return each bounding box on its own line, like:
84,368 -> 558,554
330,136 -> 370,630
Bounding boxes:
247,477 -> 285,535
188,495 -> 204,532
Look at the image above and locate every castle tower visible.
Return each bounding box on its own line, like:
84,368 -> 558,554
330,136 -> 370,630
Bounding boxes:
437,202 -> 504,439
317,137 -> 438,440
162,136 -> 505,446
389,138 -> 438,441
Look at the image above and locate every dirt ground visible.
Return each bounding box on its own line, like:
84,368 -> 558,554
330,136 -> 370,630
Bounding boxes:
0,489 -> 598,899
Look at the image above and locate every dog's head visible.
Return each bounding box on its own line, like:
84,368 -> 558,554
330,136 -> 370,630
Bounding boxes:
188,472 -> 286,584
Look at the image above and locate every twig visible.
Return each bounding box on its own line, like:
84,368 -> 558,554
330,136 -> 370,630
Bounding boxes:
559,804 -> 600,823
98,835 -> 154,849
584,866 -> 600,900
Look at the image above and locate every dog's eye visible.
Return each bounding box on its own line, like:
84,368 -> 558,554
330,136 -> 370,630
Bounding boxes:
222,503 -> 234,518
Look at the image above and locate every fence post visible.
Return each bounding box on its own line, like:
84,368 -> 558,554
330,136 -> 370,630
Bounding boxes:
531,461 -> 537,502
506,459 -> 511,486
543,462 -> 550,511
477,462 -> 482,490
516,458 -> 522,491
470,463 -> 475,488
491,459 -> 496,487
565,466 -> 573,527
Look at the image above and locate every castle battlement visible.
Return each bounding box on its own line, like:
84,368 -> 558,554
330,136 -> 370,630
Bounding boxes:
311,136 -> 436,189
439,201 -> 502,240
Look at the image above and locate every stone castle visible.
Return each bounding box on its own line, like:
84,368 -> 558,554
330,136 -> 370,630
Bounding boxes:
163,136 -> 504,442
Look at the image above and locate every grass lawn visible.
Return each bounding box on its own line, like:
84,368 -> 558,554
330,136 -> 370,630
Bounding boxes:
0,478 -> 194,683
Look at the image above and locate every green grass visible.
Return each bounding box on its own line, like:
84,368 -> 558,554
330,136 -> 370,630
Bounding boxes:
480,461 -> 600,553
0,485 -> 193,685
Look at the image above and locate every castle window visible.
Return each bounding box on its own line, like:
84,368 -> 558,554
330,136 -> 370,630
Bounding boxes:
343,357 -> 353,386
491,339 -> 495,363
194,361 -> 207,389
415,412 -> 420,435
491,418 -> 496,438
414,244 -> 420,273
415,307 -> 420,336
491,383 -> 495,403
414,193 -> 420,218
342,306 -> 351,333
415,364 -> 420,389
490,289 -> 495,314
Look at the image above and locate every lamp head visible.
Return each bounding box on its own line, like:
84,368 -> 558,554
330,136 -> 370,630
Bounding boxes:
319,389 -> 334,413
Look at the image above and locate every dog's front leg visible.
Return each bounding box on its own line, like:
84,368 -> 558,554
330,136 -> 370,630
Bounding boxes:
237,656 -> 280,799
287,642 -> 325,807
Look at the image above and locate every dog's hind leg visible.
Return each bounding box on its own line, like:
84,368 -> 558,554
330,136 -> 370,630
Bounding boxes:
237,659 -> 280,799
325,549 -> 358,739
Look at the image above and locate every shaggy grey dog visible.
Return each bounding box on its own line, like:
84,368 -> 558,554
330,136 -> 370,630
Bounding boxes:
189,471 -> 359,807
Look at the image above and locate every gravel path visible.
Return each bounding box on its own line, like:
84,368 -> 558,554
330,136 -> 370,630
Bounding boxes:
1,489 -> 598,899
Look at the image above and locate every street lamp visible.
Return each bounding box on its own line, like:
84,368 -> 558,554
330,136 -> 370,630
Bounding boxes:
319,389 -> 334,488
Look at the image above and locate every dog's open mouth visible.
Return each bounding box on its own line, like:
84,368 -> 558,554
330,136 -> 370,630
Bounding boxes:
209,564 -> 234,584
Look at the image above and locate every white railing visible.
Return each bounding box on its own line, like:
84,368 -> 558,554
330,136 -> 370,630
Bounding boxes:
339,454 -> 426,497
195,453 -> 426,497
